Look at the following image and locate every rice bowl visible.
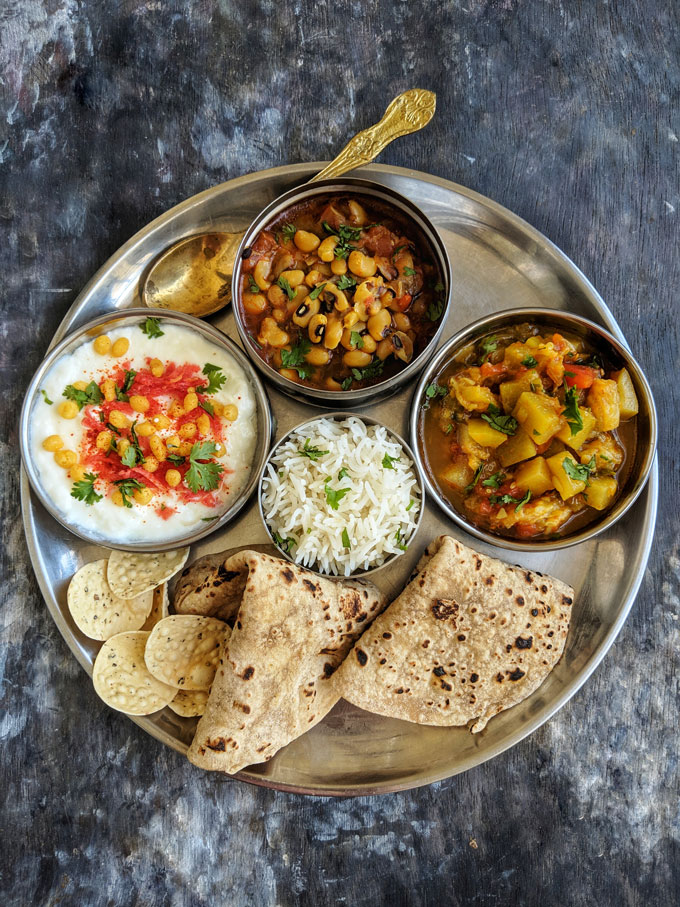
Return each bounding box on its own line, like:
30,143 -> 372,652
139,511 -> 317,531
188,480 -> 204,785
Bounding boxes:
260,415 -> 424,576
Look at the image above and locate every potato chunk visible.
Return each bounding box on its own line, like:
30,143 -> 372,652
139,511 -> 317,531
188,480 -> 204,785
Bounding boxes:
546,452 -> 587,500
499,369 -> 542,413
587,378 -> 620,431
556,406 -> 597,451
585,476 -> 618,510
497,428 -> 537,467
513,391 -> 563,445
513,457 -> 554,496
456,384 -> 498,412
612,368 -> 639,420
580,435 -> 624,473
467,419 -> 508,448
440,459 -> 474,492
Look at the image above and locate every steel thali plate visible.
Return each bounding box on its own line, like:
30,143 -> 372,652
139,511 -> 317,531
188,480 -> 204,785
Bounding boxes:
21,163 -> 658,795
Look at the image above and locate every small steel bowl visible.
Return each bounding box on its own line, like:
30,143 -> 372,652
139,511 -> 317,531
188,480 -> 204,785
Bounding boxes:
258,412 -> 426,577
20,308 -> 273,552
410,308 -> 657,552
232,177 -> 452,407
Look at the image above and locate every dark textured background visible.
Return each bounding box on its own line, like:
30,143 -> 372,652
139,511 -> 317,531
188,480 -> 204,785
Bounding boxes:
2,1 -> 678,905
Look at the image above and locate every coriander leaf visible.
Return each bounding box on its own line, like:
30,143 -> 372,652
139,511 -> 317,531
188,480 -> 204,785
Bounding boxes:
403,266 -> 416,276
464,464 -> 484,494
201,515 -> 219,522
426,298 -> 444,321
325,478 -> 350,510
248,275 -> 260,294
199,399 -> 215,415
167,454 -> 186,466
338,467 -> 349,481
350,331 -> 364,349
40,389 -> 53,405
341,377 -> 353,390
335,274 -> 357,291
128,421 -> 145,465
281,337 -> 313,379
425,382 -> 447,399
406,499 -> 415,511
562,383 -> 583,436
382,453 -> 400,470
122,369 -> 137,392
281,223 -> 297,240
121,445 -> 140,468
481,403 -> 518,436
113,477 -> 146,508
185,440 -> 224,493
515,489 -> 531,512
63,381 -> 103,410
433,280 -> 445,293
114,387 -> 129,403
141,316 -> 164,339
489,490 -> 532,511
342,528 -> 351,549
482,471 -> 506,488
70,472 -> 102,506
350,358 -> 384,383
562,455 -> 596,484
276,275 -> 295,301
297,438 -> 329,460
308,282 -> 327,300
522,355 -> 538,368
272,531 -> 295,553
480,335 -> 498,363
199,363 -> 227,395
394,528 -> 408,551
444,424 -> 453,434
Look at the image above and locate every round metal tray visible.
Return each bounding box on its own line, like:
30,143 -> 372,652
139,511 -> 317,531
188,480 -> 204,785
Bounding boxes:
21,163 -> 658,796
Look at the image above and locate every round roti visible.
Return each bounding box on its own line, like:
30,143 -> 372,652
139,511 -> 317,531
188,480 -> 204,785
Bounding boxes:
168,689 -> 209,718
144,615 -> 230,691
93,631 -> 177,715
67,560 -> 154,641
107,548 -> 190,600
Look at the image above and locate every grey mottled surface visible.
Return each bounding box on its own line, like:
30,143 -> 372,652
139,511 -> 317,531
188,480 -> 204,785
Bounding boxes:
1,1 -> 679,905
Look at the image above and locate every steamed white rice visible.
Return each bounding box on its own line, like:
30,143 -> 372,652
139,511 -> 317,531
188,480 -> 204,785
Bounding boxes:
261,417 -> 421,576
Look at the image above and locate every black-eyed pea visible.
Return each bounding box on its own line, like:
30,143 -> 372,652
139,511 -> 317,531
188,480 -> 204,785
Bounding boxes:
392,331 -> 414,363
348,200 -> 368,225
150,357 -> 165,377
272,308 -> 287,324
109,410 -> 130,430
129,395 -> 150,413
257,317 -> 289,348
133,486 -> 153,505
57,400 -> 79,420
100,378 -> 117,402
342,350 -> 373,369
149,435 -> 167,461
360,334 -> 377,354
165,469 -> 182,488
136,421 -> 155,437
111,337 -> 129,357
42,435 -> 64,452
343,310 -> 360,329
272,251 -> 294,277
331,258 -> 347,275
54,449 -> 77,469
279,269 -> 305,288
318,236 -> 338,262
294,230 -> 320,252
305,347 -> 330,366
196,413 -> 211,435
267,284 -> 287,307
292,284 -> 308,307
325,376 -> 343,391
368,308 -> 392,341
69,464 -> 87,482
293,297 -> 320,328
308,314 -> 327,344
393,312 -> 411,332
348,251 -> 377,278
305,269 -> 323,287
253,259 -> 272,290
280,368 -> 302,382
243,292 -> 267,315
323,317 -> 343,350
96,430 -> 114,451
316,261 -> 332,277
376,338 -> 393,360
142,455 -> 159,473
353,280 -> 374,307
93,335 -> 111,355
179,422 -> 197,439
222,404 -> 238,421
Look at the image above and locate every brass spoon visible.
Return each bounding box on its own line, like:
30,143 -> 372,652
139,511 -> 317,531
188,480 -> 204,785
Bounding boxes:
141,89 -> 436,317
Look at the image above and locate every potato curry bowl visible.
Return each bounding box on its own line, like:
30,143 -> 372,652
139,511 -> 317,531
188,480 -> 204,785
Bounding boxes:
412,309 -> 656,550
232,179 -> 451,405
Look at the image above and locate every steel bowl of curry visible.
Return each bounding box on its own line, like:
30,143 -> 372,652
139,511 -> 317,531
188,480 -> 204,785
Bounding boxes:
411,308 -> 657,551
232,178 -> 451,405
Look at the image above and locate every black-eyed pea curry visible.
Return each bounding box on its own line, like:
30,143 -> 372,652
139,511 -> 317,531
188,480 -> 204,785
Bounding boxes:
238,194 -> 446,390
419,323 -> 638,540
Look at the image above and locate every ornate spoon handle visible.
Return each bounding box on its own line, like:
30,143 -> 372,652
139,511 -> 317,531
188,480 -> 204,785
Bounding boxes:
311,89 -> 436,182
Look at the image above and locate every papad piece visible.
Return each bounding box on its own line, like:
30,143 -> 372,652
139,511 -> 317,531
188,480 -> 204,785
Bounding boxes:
168,689 -> 210,718
68,560 -> 154,641
173,544 -> 276,620
107,548 -> 190,600
141,583 -> 170,632
334,535 -> 574,733
93,631 -> 177,715
187,549 -> 387,773
145,615 -> 230,691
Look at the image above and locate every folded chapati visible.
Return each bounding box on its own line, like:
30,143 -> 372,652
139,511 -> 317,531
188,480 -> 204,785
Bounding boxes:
334,535 -> 574,733
187,549 -> 387,773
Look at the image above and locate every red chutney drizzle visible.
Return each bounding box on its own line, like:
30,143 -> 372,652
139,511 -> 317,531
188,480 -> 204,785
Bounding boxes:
79,359 -> 232,512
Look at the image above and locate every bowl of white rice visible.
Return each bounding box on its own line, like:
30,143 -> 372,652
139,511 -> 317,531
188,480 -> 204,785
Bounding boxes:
259,414 -> 424,577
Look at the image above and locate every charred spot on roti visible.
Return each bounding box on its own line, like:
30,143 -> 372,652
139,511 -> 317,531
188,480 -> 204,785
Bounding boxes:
281,567 -> 295,584
322,663 -> 335,678
508,668 -> 526,681
470,673 -> 479,683
241,666 -> 255,680
382,632 -> 392,639
515,636 -> 533,649
206,737 -> 227,752
474,555 -> 482,571
379,658 -> 387,664
496,673 -> 504,682
433,666 -> 445,677
531,608 -> 539,616
355,648 -> 368,666
431,599 -> 459,622
562,595 -> 572,606
516,595 -> 525,606
457,634 -> 466,641
440,680 -> 453,691
485,576 -> 494,586
422,639 -> 430,648
303,579 -> 317,593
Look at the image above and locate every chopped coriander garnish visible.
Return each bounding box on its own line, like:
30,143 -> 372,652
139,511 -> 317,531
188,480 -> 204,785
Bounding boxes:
297,438 -> 329,460
482,471 -> 506,488
406,499 -> 415,511
273,532 -> 295,553
199,399 -> 215,416
128,421 -> 145,466
336,274 -> 357,291
70,472 -> 102,505
40,389 -> 53,405
563,383 -> 583,436
199,363 -> 227,395
522,355 -> 538,368
464,464 -> 484,494
185,440 -> 224,493
382,453 -> 400,470
63,381 -> 102,410
325,478 -> 350,510
424,382 -> 447,408
338,467 -> 349,481
433,280 -> 444,293
489,490 -> 532,511
562,455 -> 596,484
481,403 -> 518,436
248,275 -> 260,294
515,489 -> 531,512
322,221 -> 360,259
112,477 -> 146,507
394,528 -> 408,551
308,282 -> 327,300
350,331 -> 364,349
479,335 -> 498,363
281,223 -> 297,240
140,316 -> 164,339
122,369 -> 137,393
444,424 -> 454,434
201,515 -> 220,522
121,445 -> 140,468
350,358 -> 384,383
281,337 -> 313,379
341,528 -> 351,549
167,454 -> 186,466
276,275 -> 295,301
403,266 -> 416,276
341,377 -> 353,390
426,298 -> 444,321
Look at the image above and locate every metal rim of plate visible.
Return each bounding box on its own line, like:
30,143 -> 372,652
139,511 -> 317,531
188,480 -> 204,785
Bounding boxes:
21,163 -> 658,797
